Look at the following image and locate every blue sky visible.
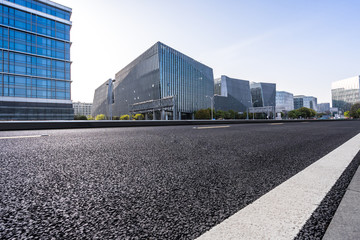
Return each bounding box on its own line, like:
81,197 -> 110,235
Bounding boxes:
55,0 -> 360,104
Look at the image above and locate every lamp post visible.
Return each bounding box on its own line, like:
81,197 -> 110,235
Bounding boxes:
106,78 -> 116,120
206,95 -> 214,120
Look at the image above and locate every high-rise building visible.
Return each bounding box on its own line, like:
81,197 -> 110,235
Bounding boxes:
73,101 -> 92,116
331,76 -> 360,112
250,82 -> 276,107
276,91 -> 294,112
0,0 -> 72,120
293,95 -> 317,111
214,75 -> 252,112
92,42 -> 214,120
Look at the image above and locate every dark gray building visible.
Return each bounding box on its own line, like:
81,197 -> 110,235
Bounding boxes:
214,75 -> 252,112
92,42 -> 214,119
250,82 -> 276,107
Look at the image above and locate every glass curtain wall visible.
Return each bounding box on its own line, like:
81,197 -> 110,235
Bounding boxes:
0,0 -> 72,120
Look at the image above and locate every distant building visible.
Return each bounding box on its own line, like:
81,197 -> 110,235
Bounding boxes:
250,82 -> 276,107
293,95 -> 317,111
0,0 -> 73,120
92,42 -> 214,120
317,103 -> 330,113
331,76 -> 360,112
214,76 -> 252,112
73,102 -> 92,116
276,91 -> 294,112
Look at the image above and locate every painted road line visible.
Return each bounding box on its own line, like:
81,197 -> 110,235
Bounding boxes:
0,135 -> 49,140
269,123 -> 284,125
197,133 -> 360,240
194,126 -> 230,130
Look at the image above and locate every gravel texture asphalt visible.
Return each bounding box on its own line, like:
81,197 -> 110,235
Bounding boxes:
0,121 -> 360,239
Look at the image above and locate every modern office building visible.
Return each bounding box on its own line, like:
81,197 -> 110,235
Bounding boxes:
250,82 -> 276,107
293,95 -> 317,111
73,101 -> 92,116
0,0 -> 72,120
214,75 -> 252,112
331,76 -> 360,112
92,42 -> 214,120
317,103 -> 330,113
276,91 -> 294,112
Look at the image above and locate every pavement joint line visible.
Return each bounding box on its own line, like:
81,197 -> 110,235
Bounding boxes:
0,135 -> 48,140
196,133 -> 360,240
194,126 -> 230,130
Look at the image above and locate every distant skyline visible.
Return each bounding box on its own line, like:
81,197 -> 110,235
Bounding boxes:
54,0 -> 360,104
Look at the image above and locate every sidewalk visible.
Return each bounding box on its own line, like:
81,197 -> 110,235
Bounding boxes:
323,165 -> 360,239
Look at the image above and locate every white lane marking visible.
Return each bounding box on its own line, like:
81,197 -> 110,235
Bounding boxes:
0,135 -> 49,140
197,133 -> 360,240
194,126 -> 230,130
269,123 -> 284,125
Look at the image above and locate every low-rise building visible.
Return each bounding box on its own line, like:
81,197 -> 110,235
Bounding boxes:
331,76 -> 360,112
317,103 -> 330,113
276,91 -> 294,112
294,95 -> 317,111
73,102 -> 92,116
214,76 -> 252,112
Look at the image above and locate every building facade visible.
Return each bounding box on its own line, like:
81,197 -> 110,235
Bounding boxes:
92,42 -> 214,120
317,103 -> 330,113
293,95 -> 317,111
276,91 -> 294,112
0,0 -> 72,120
73,101 -> 92,116
331,76 -> 360,112
250,82 -> 276,107
214,75 -> 252,112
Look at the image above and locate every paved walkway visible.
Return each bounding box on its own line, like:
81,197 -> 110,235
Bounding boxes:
323,165 -> 360,239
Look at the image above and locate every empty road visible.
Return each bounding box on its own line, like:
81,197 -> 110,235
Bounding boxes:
1,121 -> 360,239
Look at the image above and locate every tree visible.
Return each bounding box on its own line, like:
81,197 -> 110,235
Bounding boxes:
87,115 -> 94,120
120,114 -> 130,120
288,110 -> 300,119
95,114 -> 106,120
344,111 -> 350,118
74,115 -> 87,120
350,103 -> 360,118
195,109 -> 211,119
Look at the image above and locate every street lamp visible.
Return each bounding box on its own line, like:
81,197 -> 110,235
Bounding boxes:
206,95 -> 214,120
106,78 -> 116,120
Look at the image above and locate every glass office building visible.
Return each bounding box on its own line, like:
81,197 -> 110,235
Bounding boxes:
0,0 -> 72,120
332,76 -> 360,112
214,75 -> 252,112
250,82 -> 276,107
293,95 -> 317,111
93,42 -> 214,119
276,91 -> 294,112
317,103 -> 330,113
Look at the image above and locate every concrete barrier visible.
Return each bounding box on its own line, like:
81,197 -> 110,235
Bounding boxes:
0,119 -> 350,131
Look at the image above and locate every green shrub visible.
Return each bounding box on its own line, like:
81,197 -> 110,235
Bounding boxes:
95,114 -> 106,120
74,115 -> 87,120
133,114 -> 144,120
120,115 -> 130,120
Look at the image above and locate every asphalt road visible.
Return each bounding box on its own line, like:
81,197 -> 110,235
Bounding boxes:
1,121 -> 360,239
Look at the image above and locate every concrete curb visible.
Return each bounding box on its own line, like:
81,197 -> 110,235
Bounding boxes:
323,165 -> 360,239
0,119 -> 352,131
